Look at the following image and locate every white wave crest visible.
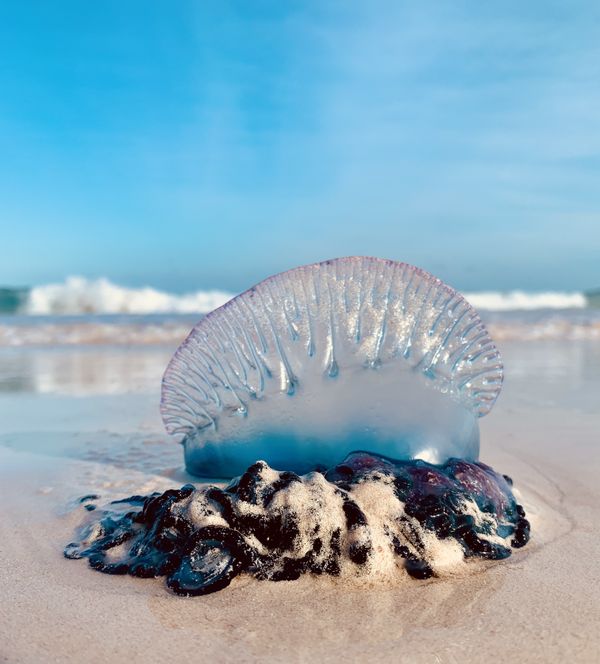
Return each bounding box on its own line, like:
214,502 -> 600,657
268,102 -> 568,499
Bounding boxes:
464,290 -> 587,311
20,277 -> 589,315
25,277 -> 234,315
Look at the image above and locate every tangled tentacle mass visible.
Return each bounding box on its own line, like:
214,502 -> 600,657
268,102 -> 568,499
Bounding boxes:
65,452 -> 530,596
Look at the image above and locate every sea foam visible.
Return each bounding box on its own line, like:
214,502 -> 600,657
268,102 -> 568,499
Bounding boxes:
65,452 -> 530,595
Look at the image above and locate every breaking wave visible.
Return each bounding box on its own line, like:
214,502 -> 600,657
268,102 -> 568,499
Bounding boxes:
464,290 -> 588,311
21,277 -> 234,315
0,276 -> 594,316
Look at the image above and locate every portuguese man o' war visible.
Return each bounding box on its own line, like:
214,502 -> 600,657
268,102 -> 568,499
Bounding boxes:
65,257 -> 529,595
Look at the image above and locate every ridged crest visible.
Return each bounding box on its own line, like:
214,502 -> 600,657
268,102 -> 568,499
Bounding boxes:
161,257 -> 502,442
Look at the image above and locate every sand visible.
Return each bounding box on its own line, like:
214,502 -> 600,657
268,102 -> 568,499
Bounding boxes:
0,340 -> 599,663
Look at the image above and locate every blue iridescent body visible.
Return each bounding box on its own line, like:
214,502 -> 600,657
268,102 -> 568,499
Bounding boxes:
161,257 -> 502,477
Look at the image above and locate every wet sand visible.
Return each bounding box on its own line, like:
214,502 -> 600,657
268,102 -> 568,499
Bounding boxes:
0,341 -> 599,663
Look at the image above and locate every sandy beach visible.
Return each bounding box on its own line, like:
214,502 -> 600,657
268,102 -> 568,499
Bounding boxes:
0,338 -> 598,663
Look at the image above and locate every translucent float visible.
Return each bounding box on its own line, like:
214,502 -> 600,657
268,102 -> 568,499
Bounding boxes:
161,257 -> 503,477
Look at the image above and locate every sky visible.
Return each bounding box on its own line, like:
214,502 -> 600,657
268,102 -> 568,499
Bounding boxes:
0,0 -> 599,293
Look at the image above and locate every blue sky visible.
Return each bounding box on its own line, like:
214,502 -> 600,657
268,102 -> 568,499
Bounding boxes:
1,1 -> 599,292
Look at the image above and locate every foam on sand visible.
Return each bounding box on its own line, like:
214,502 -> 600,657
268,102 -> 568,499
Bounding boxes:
65,452 -> 530,595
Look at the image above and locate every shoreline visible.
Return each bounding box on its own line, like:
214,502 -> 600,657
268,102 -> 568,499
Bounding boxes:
1,339 -> 599,662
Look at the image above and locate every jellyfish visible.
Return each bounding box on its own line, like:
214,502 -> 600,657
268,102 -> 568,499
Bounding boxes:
66,257 -> 529,595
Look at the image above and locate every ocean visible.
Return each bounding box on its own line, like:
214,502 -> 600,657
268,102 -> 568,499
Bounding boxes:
0,276 -> 599,346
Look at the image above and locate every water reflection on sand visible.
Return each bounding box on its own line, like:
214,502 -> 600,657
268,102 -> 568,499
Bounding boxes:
0,346 -> 175,395
1,340 -> 599,415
